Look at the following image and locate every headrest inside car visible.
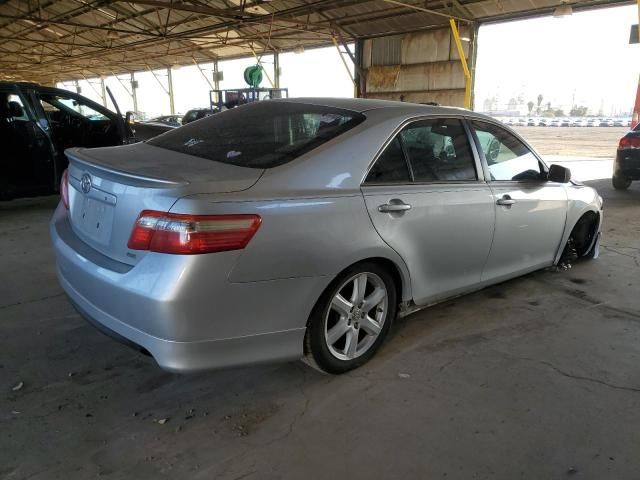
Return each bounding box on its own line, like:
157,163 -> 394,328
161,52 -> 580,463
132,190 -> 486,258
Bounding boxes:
8,101 -> 24,118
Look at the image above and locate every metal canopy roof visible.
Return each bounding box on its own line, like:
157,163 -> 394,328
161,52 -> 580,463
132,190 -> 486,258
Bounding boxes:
0,0 -> 630,84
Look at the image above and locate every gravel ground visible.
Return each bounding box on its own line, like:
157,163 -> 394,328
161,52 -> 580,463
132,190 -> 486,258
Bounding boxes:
514,126 -> 627,158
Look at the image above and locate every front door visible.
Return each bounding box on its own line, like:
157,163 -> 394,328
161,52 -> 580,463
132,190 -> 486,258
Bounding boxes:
362,117 -> 495,306
0,89 -> 55,198
469,120 -> 568,283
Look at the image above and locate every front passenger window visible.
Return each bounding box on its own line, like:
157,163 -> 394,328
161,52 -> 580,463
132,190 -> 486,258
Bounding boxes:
471,121 -> 543,181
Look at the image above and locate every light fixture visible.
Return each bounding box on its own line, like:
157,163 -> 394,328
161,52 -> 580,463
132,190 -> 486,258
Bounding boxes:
553,2 -> 573,17
293,45 -> 305,54
460,35 -> 471,42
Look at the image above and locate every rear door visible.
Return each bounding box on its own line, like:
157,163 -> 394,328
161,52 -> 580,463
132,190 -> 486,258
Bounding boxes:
362,117 -> 495,306
469,120 -> 568,282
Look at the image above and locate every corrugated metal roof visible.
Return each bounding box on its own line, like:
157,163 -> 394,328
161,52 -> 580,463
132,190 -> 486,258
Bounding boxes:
0,0 -> 630,84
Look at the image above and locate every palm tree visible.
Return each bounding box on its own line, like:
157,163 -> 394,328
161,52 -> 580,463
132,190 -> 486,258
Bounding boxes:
527,101 -> 534,115
536,94 -> 543,115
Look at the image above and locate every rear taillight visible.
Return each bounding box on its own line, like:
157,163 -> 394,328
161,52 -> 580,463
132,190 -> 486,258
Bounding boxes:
60,169 -> 69,209
127,210 -> 262,254
619,136 -> 640,149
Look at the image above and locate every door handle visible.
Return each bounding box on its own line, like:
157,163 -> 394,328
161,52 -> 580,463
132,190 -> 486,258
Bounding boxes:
378,201 -> 411,213
496,195 -> 516,206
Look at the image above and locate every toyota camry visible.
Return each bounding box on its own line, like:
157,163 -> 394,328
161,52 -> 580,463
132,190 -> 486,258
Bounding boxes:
50,98 -> 603,374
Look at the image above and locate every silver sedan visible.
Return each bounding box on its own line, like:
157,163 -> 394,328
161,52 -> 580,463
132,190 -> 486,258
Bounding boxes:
50,98 -> 603,374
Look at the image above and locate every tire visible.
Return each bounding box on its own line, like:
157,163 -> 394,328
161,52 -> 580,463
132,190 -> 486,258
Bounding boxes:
305,262 -> 397,374
560,212 -> 599,264
612,175 -> 631,190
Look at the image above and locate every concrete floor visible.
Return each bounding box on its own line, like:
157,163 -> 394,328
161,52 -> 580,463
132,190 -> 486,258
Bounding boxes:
2,177 -> 640,480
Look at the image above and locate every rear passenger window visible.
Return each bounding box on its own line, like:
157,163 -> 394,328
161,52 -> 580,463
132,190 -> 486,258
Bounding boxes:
365,137 -> 411,184
399,119 -> 477,182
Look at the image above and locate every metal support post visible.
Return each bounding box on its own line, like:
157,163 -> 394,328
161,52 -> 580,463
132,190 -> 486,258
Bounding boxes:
167,67 -> 175,115
449,18 -> 472,110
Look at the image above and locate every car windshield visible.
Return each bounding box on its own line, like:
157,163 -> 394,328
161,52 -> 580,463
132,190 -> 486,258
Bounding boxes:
147,102 -> 365,168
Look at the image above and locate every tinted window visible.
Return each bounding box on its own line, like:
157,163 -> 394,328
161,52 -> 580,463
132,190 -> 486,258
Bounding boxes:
399,119 -> 477,182
365,137 -> 410,184
149,102 -> 365,169
40,95 -> 109,121
471,121 -> 543,181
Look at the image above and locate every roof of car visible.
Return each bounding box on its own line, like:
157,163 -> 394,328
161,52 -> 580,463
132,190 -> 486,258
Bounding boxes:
273,97 -> 485,118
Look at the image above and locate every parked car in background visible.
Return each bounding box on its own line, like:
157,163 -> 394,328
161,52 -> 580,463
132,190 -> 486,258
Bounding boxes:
527,118 -> 536,126
538,119 -> 548,127
612,122 -> 640,190
51,98 -> 603,374
0,81 -> 173,201
1,81 -> 137,200
571,119 -> 585,127
550,119 -> 561,127
182,108 -> 217,124
586,119 -> 597,127
148,115 -> 182,127
560,118 -> 571,127
599,119 -> 613,127
130,116 -> 175,138
613,119 -> 625,128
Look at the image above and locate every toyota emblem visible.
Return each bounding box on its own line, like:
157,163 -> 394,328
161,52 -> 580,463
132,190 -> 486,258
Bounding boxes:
80,173 -> 92,194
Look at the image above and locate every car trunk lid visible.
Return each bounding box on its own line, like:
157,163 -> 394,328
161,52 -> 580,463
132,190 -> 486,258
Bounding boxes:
65,143 -> 263,266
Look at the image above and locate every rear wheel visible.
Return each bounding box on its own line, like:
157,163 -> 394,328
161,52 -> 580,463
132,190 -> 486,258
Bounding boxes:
612,175 -> 631,190
306,262 -> 397,374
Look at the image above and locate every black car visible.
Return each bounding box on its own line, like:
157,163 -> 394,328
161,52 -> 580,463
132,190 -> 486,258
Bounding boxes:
181,108 -> 216,124
0,82 -> 170,200
612,123 -> 640,190
148,114 -> 182,127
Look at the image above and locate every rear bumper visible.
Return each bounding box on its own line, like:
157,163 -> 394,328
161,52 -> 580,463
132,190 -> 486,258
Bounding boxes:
614,149 -> 640,180
62,276 -> 306,372
50,203 -> 327,372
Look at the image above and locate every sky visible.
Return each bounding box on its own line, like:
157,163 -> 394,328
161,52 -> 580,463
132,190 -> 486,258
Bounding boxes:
474,4 -> 640,116
59,3 -> 639,119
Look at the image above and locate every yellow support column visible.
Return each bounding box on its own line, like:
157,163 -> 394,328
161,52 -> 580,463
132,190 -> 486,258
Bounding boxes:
449,18 -> 472,110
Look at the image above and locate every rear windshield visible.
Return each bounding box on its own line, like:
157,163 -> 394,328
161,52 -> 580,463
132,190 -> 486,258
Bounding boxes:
148,102 -> 365,168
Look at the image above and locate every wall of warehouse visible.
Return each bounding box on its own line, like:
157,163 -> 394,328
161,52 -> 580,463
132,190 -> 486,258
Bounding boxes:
359,26 -> 474,107
58,45 -> 355,119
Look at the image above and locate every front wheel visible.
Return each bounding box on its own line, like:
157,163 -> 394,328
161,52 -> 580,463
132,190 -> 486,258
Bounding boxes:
305,262 -> 397,374
612,175 -> 631,190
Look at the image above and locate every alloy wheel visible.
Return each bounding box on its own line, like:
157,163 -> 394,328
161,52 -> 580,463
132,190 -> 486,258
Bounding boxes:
324,272 -> 388,361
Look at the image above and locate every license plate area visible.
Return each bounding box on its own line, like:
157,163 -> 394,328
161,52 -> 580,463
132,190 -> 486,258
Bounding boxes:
72,188 -> 116,246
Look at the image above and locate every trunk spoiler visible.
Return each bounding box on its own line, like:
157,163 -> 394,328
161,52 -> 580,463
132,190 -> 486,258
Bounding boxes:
66,148 -> 186,187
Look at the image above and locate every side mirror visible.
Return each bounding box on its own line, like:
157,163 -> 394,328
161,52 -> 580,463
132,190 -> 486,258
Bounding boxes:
125,111 -> 136,125
548,164 -> 571,183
